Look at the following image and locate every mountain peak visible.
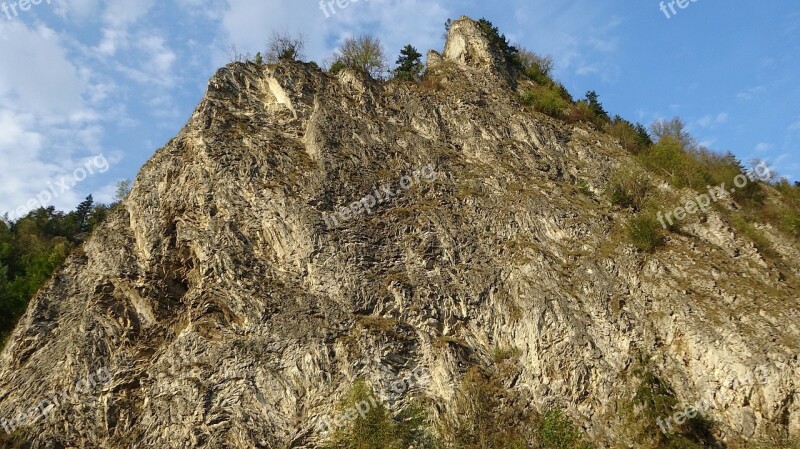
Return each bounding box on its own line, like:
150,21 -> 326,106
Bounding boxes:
435,16 -> 518,82
0,14 -> 798,449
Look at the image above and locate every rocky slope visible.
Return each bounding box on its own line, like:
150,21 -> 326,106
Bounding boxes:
0,16 -> 798,449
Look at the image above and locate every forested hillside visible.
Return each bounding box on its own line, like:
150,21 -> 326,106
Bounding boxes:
0,196 -> 111,347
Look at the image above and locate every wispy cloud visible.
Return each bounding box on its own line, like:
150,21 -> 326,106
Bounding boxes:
754,142 -> 772,153
737,85 -> 766,101
510,1 -> 621,81
697,112 -> 729,128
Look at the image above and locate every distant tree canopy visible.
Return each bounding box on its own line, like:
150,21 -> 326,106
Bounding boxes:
582,91 -> 608,121
0,197 -> 109,348
114,179 -> 132,203
329,35 -> 387,79
518,48 -> 555,85
607,116 -> 653,155
651,117 -> 695,150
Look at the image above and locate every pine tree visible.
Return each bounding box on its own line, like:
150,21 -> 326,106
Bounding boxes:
393,45 -> 423,82
477,18 -> 522,70
443,18 -> 453,40
634,123 -> 652,146
584,91 -> 608,120
74,195 -> 94,233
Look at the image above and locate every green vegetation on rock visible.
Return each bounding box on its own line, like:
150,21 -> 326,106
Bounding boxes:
0,196 -> 110,348
323,380 -> 439,449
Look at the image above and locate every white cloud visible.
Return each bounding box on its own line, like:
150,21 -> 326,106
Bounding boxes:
0,21 -> 113,216
737,85 -> 766,101
52,0 -> 102,21
697,139 -> 717,148
0,109 -> 101,218
511,1 -> 621,81
697,112 -> 728,128
216,0 -> 449,68
95,27 -> 128,56
102,0 -> 156,27
754,143 -> 772,153
91,0 -> 157,57
0,22 -> 85,117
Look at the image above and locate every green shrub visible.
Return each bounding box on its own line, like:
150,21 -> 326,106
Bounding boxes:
790,216 -> 800,237
626,214 -> 665,252
609,117 -> 651,154
446,364 -> 597,449
729,213 -> 778,259
637,120 -> 772,215
324,381 -> 438,449
635,123 -> 654,149
492,346 -> 522,363
447,366 -> 531,449
651,117 -> 695,150
518,48 -> 555,85
265,31 -> 305,63
396,403 -> 441,449
637,137 -> 704,189
753,178 -> 800,238
0,430 -> 30,448
329,60 -> 346,74
521,84 -> 571,118
577,179 -> 593,197
607,168 -> 653,211
624,362 -> 717,449
536,408 -> 595,449
582,91 -> 608,122
566,101 -> 597,125
609,184 -> 634,209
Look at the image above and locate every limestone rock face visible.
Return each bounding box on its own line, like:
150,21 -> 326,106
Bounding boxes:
440,16 -> 517,84
0,16 -> 798,449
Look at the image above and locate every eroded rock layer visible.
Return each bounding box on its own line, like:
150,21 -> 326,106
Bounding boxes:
0,16 -> 798,449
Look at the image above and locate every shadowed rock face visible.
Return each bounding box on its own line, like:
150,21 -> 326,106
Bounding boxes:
0,16 -> 798,449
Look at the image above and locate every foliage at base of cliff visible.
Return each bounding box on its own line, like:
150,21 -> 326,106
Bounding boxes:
0,197 -> 109,347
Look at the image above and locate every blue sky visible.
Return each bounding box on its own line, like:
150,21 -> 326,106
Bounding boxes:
1,0 -> 799,217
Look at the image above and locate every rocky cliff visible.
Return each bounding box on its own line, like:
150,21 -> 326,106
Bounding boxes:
0,16 -> 798,449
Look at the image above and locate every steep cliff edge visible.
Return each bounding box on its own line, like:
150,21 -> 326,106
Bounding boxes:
0,16 -> 798,449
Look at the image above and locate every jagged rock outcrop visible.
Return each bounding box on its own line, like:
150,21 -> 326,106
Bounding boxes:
0,16 -> 798,449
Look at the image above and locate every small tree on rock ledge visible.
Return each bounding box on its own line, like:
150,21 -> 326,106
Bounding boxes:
265,31 -> 305,63
329,35 -> 387,79
393,44 -> 423,81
